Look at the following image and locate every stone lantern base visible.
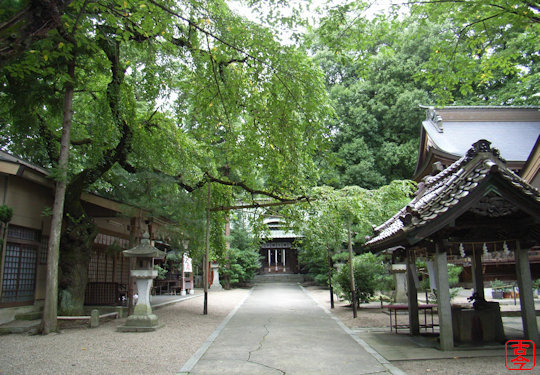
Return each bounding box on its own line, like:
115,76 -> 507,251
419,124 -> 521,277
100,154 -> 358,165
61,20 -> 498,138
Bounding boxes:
118,270 -> 164,332
117,313 -> 164,332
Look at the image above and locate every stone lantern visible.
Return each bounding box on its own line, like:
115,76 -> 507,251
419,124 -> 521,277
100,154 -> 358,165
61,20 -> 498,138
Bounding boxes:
118,232 -> 166,332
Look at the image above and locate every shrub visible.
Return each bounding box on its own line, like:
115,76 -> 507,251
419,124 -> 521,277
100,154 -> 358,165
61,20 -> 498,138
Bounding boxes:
333,252 -> 388,306
0,205 -> 13,224
219,247 -> 261,287
153,264 -> 167,280
416,260 -> 462,290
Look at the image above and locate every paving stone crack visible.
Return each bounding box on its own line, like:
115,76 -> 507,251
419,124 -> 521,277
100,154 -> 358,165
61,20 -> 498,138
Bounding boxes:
247,318 -> 286,375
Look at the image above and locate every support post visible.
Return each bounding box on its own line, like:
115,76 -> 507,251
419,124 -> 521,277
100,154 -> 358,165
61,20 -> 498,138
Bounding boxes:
327,246 -> 334,309
471,244 -> 485,300
434,242 -> 454,350
90,309 -> 100,328
515,241 -> 539,344
347,221 -> 357,318
203,183 -> 211,315
406,249 -> 420,335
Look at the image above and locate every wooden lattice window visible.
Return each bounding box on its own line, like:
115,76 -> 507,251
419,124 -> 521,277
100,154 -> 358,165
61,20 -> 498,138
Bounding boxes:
89,233 -> 130,284
1,226 -> 39,305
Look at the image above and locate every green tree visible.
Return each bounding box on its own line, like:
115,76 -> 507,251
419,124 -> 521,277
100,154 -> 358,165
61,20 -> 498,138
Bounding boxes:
310,17 -> 437,188
219,213 -> 261,287
310,3 -> 538,190
0,0 -> 332,318
286,180 -> 416,287
409,0 -> 540,104
333,252 -> 388,306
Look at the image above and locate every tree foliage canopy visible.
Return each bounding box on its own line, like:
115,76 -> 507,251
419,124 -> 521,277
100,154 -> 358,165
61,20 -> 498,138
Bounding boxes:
0,0 -> 537,310
0,0 -> 333,313
284,180 -> 416,284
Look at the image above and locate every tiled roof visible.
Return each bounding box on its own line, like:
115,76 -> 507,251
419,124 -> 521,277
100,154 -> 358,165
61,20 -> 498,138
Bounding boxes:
422,106 -> 540,162
366,140 -> 540,249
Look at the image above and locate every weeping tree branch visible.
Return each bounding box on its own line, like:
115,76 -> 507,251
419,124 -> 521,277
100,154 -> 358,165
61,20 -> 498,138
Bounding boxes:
405,1 -> 540,23
209,199 -> 308,212
146,0 -> 304,109
117,160 -> 310,210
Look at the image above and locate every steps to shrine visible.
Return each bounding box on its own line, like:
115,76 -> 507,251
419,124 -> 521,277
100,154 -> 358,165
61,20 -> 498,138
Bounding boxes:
252,273 -> 304,284
0,319 -> 40,335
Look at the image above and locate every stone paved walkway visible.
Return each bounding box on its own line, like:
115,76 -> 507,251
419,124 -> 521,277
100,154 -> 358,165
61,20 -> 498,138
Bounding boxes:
179,283 -> 403,375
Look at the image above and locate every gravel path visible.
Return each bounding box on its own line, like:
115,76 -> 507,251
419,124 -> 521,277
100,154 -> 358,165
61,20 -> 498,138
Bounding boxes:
0,286 -> 536,375
0,289 -> 249,375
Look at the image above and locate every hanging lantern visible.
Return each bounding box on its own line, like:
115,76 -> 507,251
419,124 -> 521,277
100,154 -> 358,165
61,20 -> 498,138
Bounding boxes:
459,243 -> 465,258
503,241 -> 510,256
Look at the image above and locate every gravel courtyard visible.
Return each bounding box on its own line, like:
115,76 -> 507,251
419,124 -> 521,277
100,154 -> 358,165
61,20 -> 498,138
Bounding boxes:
0,285 -> 535,375
0,289 -> 248,375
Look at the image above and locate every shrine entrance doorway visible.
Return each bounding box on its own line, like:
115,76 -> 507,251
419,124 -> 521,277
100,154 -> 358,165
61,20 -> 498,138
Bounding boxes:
259,241 -> 299,274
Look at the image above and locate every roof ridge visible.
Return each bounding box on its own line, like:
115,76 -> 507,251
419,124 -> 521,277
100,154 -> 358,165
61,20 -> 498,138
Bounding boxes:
365,139 -> 540,248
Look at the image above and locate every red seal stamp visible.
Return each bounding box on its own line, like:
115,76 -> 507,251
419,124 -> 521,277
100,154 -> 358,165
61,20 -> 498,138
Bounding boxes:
505,340 -> 536,370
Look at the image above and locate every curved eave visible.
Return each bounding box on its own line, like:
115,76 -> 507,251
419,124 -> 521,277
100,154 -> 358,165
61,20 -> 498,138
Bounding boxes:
365,229 -> 408,252
413,147 -> 460,182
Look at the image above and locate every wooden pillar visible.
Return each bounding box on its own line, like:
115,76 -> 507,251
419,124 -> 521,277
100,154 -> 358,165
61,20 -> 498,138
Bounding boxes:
515,241 -> 539,344
471,244 -> 485,300
406,249 -> 420,335
434,242 -> 454,350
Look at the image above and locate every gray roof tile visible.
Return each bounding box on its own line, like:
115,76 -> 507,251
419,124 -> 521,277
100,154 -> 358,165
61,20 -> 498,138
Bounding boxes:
366,140 -> 540,248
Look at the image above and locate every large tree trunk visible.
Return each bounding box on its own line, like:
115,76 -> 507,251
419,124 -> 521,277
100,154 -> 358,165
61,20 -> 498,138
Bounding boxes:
57,196 -> 97,315
55,31 -> 131,315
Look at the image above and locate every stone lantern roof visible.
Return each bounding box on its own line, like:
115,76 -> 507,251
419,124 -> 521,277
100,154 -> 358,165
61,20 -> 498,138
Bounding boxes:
123,233 -> 166,259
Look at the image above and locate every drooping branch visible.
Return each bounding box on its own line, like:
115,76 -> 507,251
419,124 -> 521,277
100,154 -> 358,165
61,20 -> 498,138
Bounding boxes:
117,160 -> 310,210
117,159 -> 206,193
145,0 -> 303,108
450,12 -> 505,68
210,198 -> 308,212
405,1 -> 540,23
204,172 -> 307,203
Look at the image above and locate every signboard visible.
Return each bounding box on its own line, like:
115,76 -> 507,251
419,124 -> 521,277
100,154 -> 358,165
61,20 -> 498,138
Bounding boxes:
183,254 -> 192,273
261,241 -> 292,249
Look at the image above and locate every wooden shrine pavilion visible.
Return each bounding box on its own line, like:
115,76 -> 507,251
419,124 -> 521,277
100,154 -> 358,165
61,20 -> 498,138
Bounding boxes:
259,216 -> 301,274
366,140 -> 540,349
413,106 -> 540,284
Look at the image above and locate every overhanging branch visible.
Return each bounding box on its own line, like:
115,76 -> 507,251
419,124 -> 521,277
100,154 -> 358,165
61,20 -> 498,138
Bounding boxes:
210,198 -> 307,212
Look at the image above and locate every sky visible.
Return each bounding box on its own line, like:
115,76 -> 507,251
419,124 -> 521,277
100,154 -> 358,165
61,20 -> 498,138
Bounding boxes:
228,0 -> 400,44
